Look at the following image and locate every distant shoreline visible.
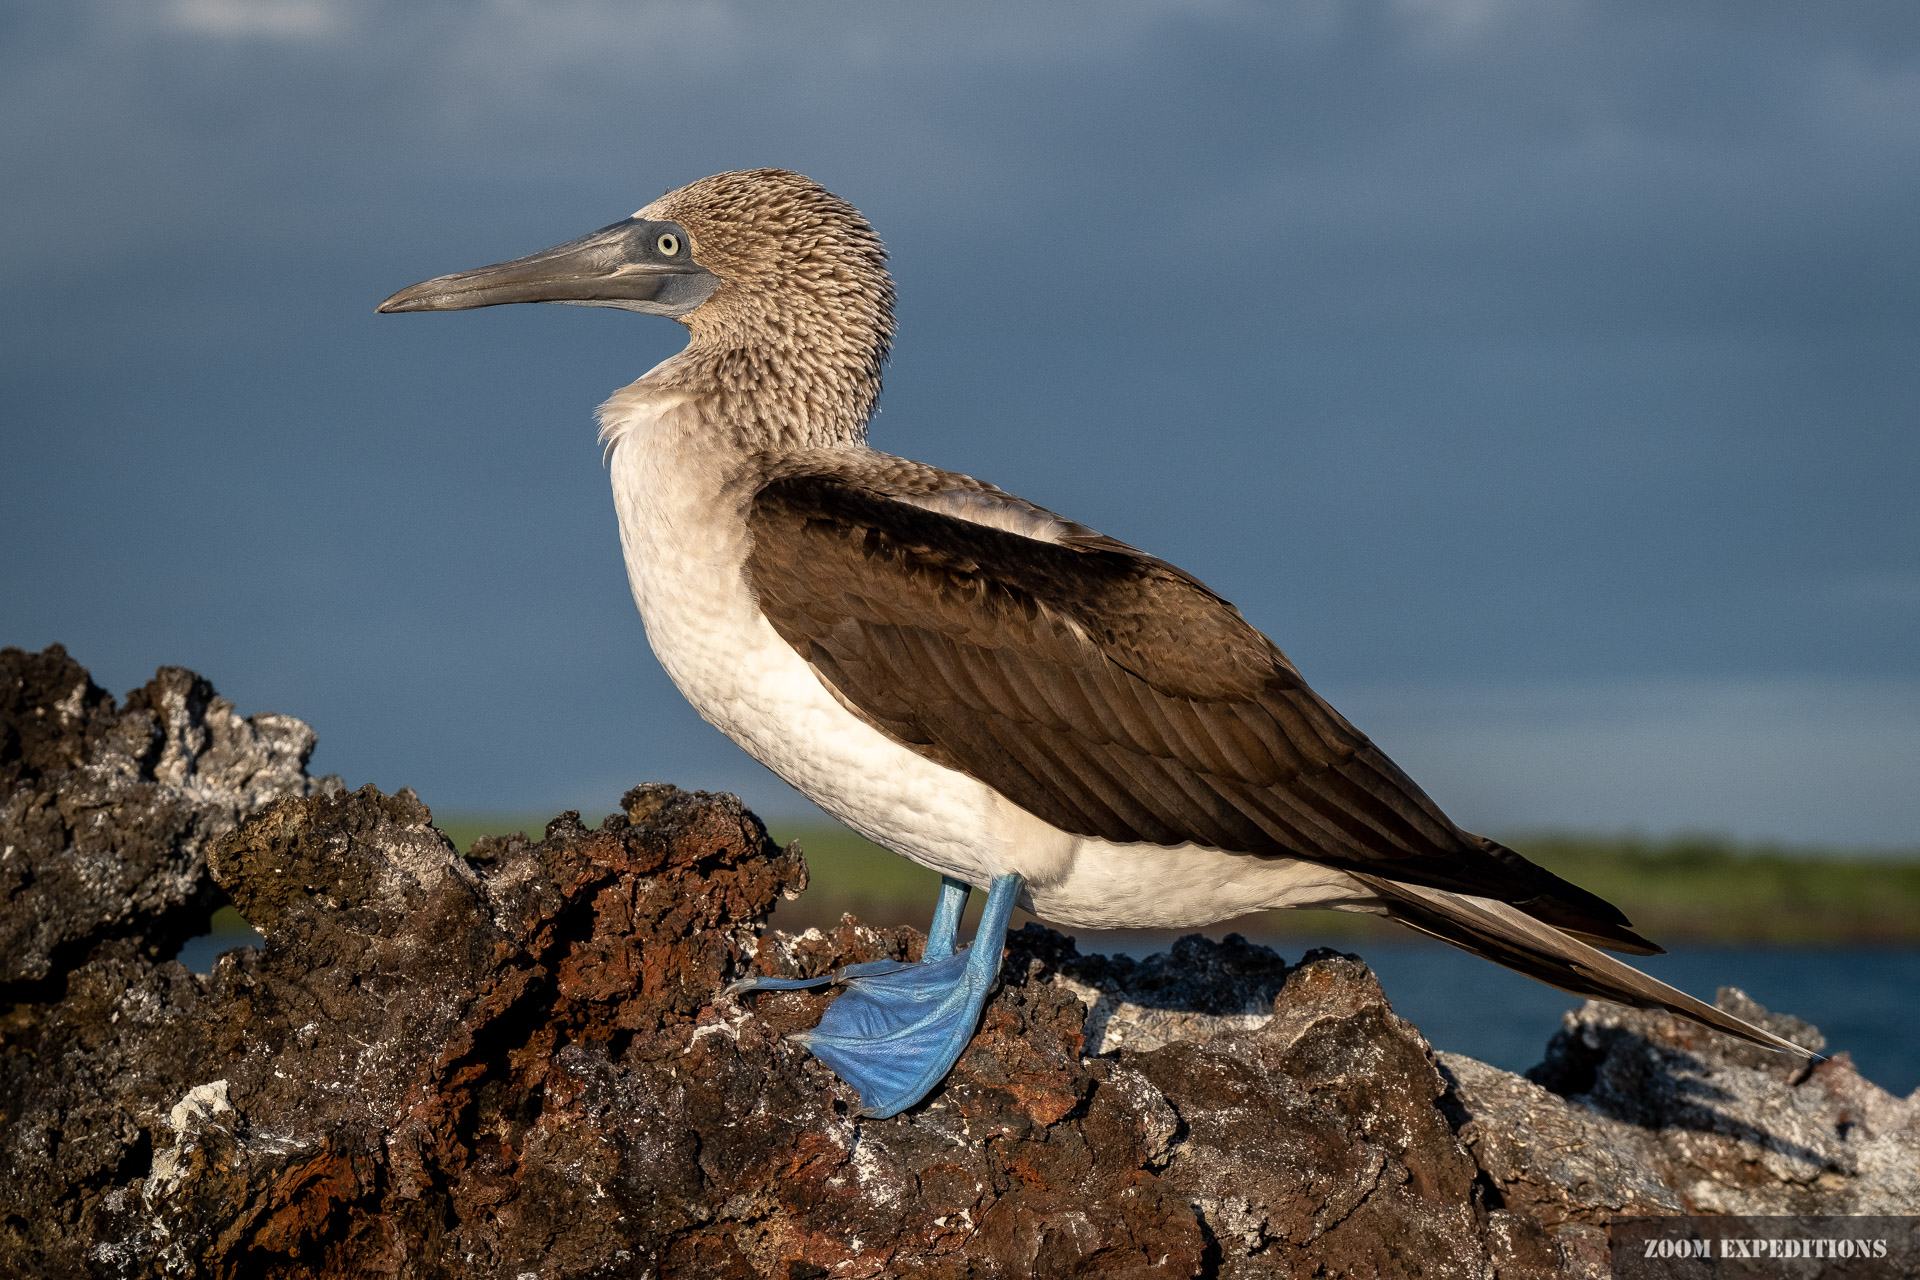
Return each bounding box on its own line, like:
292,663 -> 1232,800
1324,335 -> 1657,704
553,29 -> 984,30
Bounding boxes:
433,815 -> 1920,948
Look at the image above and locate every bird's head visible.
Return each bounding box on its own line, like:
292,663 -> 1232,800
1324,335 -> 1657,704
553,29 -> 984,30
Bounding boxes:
379,168 -> 894,439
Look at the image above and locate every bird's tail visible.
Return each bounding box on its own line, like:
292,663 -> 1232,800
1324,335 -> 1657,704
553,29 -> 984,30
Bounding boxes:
1352,873 -> 1815,1057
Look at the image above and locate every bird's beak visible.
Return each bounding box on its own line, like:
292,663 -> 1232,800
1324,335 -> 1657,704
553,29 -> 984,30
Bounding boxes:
376,219 -> 720,317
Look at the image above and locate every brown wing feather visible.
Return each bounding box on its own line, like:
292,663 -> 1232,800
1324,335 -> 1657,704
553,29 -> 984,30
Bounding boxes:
746,474 -> 1657,953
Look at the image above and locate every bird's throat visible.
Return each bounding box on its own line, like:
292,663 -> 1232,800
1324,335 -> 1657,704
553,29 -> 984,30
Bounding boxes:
647,331 -> 882,451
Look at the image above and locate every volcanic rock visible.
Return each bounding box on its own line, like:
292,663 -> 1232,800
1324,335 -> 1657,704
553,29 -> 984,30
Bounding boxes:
0,644 -> 339,988
2,649 -> 1914,1279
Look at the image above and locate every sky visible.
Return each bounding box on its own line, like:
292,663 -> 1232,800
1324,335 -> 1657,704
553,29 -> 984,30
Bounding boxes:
3,0 -> 1917,846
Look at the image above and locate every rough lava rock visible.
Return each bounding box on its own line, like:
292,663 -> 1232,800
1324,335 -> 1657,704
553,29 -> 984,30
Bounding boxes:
2,652 -> 1916,1278
1,644 -> 341,988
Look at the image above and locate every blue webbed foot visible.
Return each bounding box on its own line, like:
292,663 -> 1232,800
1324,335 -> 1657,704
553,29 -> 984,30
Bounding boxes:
731,873 -> 1023,1118
723,957 -> 914,996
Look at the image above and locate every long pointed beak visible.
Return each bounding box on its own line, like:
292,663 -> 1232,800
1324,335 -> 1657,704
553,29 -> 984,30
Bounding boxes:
377,219 -> 719,317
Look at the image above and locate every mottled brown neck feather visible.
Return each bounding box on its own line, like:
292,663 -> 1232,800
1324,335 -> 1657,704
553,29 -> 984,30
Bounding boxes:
636,169 -> 894,450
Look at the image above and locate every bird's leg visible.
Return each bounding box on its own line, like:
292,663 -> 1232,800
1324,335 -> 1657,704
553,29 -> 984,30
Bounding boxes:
922,875 -> 972,961
721,875 -> 976,997
796,872 -> 1022,1117
727,873 -> 1023,1118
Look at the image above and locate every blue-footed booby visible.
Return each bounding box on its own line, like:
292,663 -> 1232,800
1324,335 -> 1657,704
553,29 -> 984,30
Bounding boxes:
379,168 -> 1806,1116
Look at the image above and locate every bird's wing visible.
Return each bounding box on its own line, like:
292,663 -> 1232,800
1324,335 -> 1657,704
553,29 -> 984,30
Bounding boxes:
1351,875 -> 1810,1055
745,473 -> 1655,952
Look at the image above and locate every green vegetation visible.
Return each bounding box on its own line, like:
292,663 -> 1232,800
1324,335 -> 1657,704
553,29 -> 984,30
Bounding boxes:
430,814 -> 1920,946
201,904 -> 257,938
1507,833 -> 1920,946
435,815 -> 566,860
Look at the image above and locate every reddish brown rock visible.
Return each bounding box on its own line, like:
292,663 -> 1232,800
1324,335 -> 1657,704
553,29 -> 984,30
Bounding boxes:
3,651 -> 1914,1279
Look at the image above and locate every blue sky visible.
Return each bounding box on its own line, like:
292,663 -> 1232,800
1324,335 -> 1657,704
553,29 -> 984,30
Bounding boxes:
3,1 -> 1917,845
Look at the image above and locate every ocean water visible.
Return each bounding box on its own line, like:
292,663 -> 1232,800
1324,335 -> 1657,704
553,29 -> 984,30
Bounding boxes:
176,924 -> 1919,1097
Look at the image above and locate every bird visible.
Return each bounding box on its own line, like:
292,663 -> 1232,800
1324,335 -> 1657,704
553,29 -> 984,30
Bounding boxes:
379,168 -> 1806,1117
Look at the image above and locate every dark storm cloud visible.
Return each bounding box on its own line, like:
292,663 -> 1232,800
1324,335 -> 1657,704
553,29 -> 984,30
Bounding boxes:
3,0 -> 1916,841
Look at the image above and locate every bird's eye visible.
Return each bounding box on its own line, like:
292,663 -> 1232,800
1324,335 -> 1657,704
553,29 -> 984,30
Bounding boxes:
656,233 -> 681,256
